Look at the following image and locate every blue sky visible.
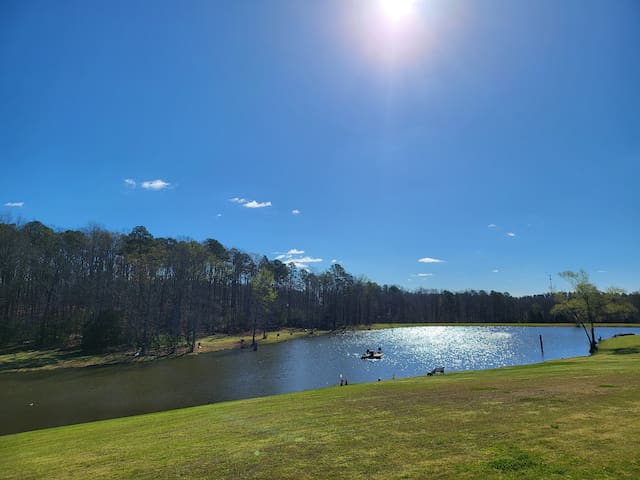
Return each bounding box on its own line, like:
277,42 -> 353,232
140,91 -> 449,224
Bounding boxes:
1,0 -> 639,295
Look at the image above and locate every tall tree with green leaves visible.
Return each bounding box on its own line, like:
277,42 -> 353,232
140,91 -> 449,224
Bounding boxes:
551,270 -> 637,353
250,262 -> 276,347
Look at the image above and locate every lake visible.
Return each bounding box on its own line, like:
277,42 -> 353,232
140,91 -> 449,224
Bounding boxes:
1,325 -> 638,435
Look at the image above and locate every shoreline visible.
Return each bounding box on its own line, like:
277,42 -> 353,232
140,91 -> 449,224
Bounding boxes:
1,333 -> 638,437
1,323 -> 638,374
0,328 -> 329,373
2,335 -> 639,478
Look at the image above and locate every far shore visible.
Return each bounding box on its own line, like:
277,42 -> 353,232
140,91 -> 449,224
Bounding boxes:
0,328 -> 328,373
1,322 -> 638,374
361,322 -> 640,329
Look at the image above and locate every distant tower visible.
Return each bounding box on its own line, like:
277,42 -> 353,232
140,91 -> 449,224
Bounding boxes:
548,274 -> 554,294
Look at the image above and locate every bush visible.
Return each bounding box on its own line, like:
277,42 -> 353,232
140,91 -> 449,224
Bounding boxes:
81,310 -> 122,353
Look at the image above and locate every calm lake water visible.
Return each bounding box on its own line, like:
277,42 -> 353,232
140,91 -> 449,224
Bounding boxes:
1,326 -> 639,435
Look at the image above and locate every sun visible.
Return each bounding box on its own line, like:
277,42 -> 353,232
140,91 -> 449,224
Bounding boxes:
379,0 -> 417,22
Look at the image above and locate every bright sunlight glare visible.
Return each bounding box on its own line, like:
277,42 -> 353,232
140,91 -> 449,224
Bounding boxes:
379,0 -> 417,22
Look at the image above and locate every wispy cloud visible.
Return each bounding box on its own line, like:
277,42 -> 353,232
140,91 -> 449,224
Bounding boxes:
275,249 -> 323,270
276,249 -> 305,259
506,232 -> 516,237
416,273 -> 433,277
292,209 -> 301,215
3,202 -> 24,207
124,178 -> 137,188
492,269 -> 500,273
282,256 -> 323,270
244,200 -> 272,209
418,257 -> 445,263
229,197 -> 272,209
141,179 -> 171,190
289,256 -> 323,265
488,223 -> 497,228
597,270 -> 608,273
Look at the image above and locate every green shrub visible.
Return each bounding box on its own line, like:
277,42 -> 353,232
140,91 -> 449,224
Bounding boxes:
81,310 -> 122,353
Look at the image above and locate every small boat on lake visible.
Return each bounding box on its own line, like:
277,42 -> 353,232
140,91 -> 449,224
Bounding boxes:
361,349 -> 383,360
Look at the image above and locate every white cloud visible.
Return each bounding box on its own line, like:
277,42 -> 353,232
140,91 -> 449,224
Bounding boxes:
290,256 -> 323,264
229,197 -> 272,208
216,213 -> 223,217
275,248 -> 323,270
124,178 -> 137,188
492,269 -> 500,273
282,256 -> 323,270
597,270 -> 608,273
418,257 -> 445,263
331,259 -> 338,264
488,223 -> 497,228
416,273 -> 433,277
292,209 -> 301,215
141,179 -> 170,190
3,202 -> 24,207
243,200 -> 272,209
506,232 -> 516,237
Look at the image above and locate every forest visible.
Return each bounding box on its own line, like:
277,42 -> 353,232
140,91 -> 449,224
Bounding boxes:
1,220 -> 638,353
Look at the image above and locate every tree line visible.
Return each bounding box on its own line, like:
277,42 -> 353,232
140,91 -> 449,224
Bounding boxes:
1,220 -> 638,353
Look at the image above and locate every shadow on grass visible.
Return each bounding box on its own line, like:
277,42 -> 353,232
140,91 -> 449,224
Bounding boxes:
489,451 -> 540,472
0,348 -> 83,372
488,449 -> 566,475
609,347 -> 640,355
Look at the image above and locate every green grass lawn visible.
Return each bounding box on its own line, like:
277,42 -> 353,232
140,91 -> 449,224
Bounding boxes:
1,335 -> 639,479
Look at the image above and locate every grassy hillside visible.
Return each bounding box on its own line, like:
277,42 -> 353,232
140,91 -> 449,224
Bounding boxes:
1,336 -> 639,479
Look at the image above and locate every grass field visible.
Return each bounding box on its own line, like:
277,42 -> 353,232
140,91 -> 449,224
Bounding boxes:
1,335 -> 639,479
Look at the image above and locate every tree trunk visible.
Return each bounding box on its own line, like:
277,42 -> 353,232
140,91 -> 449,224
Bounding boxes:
251,307 -> 257,349
589,324 -> 598,354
